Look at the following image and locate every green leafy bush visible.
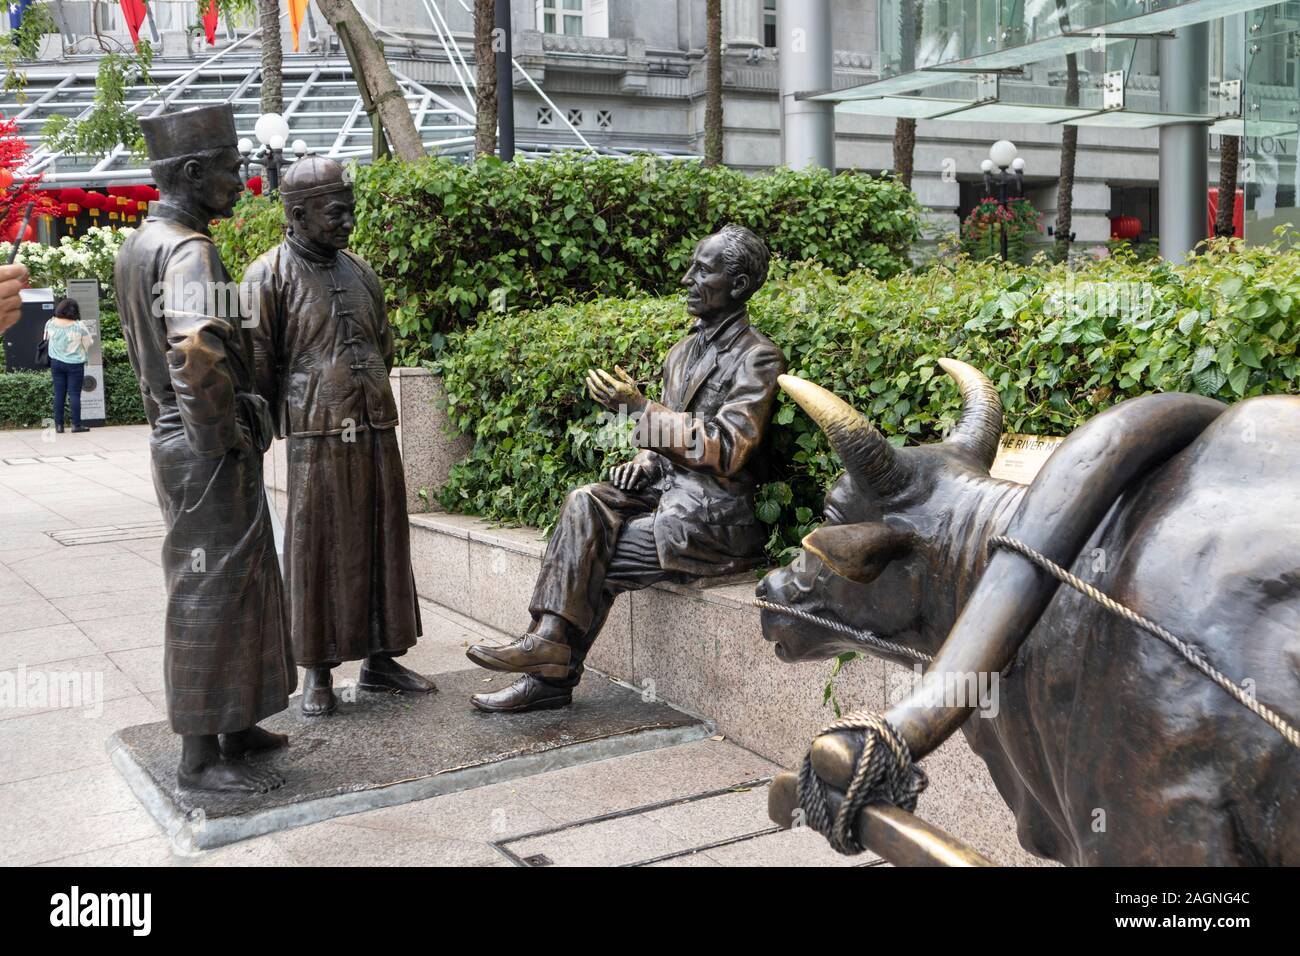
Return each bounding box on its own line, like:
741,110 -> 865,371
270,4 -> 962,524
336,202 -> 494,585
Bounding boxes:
0,362 -> 144,428
214,156 -> 922,359
437,239 -> 1300,560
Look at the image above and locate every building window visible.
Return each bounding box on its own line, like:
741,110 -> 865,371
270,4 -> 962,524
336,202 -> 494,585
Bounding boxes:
596,109 -> 613,129
538,107 -> 554,127
542,0 -> 585,36
567,108 -> 584,127
764,0 -> 777,48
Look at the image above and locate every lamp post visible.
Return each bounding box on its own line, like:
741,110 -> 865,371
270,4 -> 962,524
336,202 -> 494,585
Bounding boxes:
239,113 -> 296,195
980,140 -> 1026,262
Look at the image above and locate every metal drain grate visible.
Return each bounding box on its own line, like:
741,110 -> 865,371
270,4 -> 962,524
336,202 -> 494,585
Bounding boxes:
48,521 -> 166,546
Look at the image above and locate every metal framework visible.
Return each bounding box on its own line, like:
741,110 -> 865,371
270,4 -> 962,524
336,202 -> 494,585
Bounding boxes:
5,55 -> 477,184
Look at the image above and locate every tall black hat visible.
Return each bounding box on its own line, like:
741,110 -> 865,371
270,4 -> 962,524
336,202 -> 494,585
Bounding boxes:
140,104 -> 237,163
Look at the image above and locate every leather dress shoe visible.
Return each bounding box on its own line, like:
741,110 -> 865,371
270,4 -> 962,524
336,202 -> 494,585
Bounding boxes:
471,675 -> 572,714
466,633 -> 572,680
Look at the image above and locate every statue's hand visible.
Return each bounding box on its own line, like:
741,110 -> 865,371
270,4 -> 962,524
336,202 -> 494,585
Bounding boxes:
586,365 -> 646,414
609,460 -> 651,492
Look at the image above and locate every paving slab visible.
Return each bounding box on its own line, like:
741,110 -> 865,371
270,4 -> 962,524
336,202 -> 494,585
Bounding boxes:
108,667 -> 711,851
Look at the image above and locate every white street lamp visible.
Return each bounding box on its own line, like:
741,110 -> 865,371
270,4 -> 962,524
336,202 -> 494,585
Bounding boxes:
254,113 -> 291,147
292,139 -> 308,158
989,139 -> 1018,170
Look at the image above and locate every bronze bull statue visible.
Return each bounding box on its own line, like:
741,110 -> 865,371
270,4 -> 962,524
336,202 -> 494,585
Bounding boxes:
758,359 -> 1300,866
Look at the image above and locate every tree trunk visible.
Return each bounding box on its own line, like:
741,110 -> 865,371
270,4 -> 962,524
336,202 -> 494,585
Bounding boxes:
893,119 -> 916,188
1053,2 -> 1080,262
1216,135 -> 1240,238
703,0 -> 723,166
473,0 -> 498,158
259,0 -> 283,115
315,0 -> 426,161
890,2 -> 921,187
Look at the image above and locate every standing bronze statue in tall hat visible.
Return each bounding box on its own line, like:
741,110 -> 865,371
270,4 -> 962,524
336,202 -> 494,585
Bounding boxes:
114,104 -> 295,793
465,225 -> 786,713
245,155 -> 434,716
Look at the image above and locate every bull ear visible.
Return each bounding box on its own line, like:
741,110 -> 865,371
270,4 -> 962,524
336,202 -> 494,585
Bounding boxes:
801,522 -> 914,585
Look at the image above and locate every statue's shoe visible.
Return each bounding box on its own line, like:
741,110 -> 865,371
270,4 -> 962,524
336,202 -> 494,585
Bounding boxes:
471,675 -> 573,714
465,633 -> 572,680
301,667 -> 337,717
358,663 -> 438,695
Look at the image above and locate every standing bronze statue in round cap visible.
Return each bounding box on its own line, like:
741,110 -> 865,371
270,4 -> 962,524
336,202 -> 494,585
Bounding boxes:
245,155 -> 435,717
114,104 -> 295,793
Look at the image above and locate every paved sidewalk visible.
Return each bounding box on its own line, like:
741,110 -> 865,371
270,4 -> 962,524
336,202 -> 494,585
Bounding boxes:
0,425 -> 871,867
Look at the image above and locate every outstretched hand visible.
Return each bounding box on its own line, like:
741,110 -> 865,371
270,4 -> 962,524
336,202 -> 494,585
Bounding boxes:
586,365 -> 646,414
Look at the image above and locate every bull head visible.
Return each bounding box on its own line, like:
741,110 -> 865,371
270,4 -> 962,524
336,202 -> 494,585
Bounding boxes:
756,359 -> 1008,665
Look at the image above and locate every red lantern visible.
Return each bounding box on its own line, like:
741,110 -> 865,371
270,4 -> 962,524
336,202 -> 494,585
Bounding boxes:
1109,215 -> 1141,241
82,191 -> 107,224
0,168 -> 12,190
5,218 -> 35,243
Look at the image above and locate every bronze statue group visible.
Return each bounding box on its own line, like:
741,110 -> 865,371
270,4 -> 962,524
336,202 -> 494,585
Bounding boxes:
115,104 -> 784,794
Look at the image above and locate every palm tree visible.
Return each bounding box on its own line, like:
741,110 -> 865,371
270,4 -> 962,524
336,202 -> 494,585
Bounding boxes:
474,0 -> 498,158
1215,135 -> 1240,238
891,1 -> 921,187
703,0 -> 723,166
259,0 -> 283,115
1052,0 -> 1079,262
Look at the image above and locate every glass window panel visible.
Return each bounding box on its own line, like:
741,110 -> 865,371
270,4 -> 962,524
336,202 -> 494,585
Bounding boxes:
563,0 -> 582,9
545,12 -> 555,32
564,14 -> 582,34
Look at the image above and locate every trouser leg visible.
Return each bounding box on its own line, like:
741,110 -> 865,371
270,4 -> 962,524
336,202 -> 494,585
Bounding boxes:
67,362 -> 84,427
528,482 -> 660,636
541,514 -> 675,689
51,361 -> 66,427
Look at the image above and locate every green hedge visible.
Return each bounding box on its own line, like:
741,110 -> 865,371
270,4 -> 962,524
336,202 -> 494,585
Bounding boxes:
0,361 -> 146,428
436,240 -> 1300,559
214,155 -> 922,360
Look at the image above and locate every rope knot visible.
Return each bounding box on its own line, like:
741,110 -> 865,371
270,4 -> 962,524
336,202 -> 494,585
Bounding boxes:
796,711 -> 928,855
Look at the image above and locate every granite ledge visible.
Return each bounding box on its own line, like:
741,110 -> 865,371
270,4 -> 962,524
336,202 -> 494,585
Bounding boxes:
409,512 -> 770,605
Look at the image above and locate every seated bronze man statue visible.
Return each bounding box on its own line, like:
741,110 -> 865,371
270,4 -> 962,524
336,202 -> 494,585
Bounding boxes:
466,224 -> 786,713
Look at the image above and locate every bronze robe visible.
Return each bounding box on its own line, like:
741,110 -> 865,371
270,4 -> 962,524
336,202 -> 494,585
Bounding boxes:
246,236 -> 421,668
114,204 -> 294,735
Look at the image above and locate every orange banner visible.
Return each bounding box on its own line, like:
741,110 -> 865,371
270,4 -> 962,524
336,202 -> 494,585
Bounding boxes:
289,0 -> 309,52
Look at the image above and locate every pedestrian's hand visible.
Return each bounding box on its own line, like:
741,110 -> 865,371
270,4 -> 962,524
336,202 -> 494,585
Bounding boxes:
0,263 -> 29,335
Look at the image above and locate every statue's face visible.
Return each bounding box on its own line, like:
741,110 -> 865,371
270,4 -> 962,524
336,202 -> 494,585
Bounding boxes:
293,189 -> 356,251
682,233 -> 749,320
193,146 -> 245,220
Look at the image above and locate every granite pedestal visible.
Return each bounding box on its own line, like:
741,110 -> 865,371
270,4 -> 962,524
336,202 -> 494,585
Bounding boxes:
108,668 -> 710,851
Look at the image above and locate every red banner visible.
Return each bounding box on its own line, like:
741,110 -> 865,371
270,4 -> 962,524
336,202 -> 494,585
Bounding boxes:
203,0 -> 218,45
118,0 -> 148,47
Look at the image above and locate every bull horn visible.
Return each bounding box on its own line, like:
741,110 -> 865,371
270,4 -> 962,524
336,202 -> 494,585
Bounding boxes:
938,358 -> 1003,469
778,374 -> 911,496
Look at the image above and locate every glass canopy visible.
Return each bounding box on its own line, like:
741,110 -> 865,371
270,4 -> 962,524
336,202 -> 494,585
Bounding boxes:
849,0 -> 1285,101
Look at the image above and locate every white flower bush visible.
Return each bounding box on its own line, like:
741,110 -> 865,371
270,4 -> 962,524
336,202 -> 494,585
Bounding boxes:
0,226 -> 132,295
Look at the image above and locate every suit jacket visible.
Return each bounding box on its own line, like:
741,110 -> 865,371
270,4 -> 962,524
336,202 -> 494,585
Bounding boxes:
632,308 -> 785,576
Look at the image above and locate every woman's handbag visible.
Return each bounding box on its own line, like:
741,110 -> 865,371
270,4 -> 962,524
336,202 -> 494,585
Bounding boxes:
35,337 -> 50,369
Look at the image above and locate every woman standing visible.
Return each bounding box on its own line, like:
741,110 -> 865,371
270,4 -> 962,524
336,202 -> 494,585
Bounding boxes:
45,297 -> 94,434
